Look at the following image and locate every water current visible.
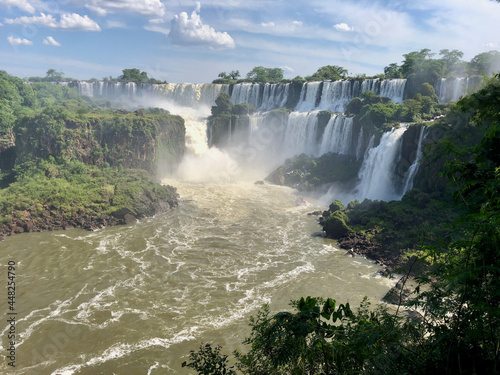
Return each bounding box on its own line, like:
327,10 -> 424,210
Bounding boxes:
0,179 -> 395,374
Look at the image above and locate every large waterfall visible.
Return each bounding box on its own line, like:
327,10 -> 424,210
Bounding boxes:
71,79 -> 427,203
435,76 -> 482,103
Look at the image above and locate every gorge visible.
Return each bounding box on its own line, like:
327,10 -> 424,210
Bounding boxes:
0,71 -> 493,374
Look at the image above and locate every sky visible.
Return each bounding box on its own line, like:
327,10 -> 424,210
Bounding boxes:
1,0 -> 500,83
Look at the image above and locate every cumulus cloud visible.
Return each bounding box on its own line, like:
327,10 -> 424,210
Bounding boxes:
168,3 -> 235,49
7,35 -> 33,45
4,13 -> 57,27
292,20 -> 303,26
0,0 -> 36,14
84,0 -> 165,17
4,12 -> 101,31
43,36 -> 61,46
261,21 -> 275,27
333,22 -> 354,32
59,13 -> 101,30
282,65 -> 294,72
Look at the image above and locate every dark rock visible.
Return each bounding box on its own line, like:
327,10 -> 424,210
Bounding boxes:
23,221 -> 34,233
307,211 -> 323,216
254,180 -> 264,185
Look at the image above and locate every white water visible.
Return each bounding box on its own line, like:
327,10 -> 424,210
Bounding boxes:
356,126 -> 408,201
402,126 -> 427,193
318,115 -> 354,156
0,180 -> 394,375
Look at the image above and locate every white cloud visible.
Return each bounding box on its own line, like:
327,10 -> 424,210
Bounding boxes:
485,42 -> 497,49
0,0 -> 36,14
7,36 -> 33,45
43,36 -> 61,46
148,18 -> 164,24
261,21 -> 275,27
168,4 -> 235,49
84,0 -> 165,17
334,23 -> 354,32
4,12 -> 101,31
292,20 -> 303,27
282,65 -> 294,72
58,13 -> 101,31
4,13 -> 57,27
144,24 -> 170,35
106,20 -> 126,28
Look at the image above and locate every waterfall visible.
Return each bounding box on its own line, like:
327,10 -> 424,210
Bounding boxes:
282,111 -> 319,156
437,78 -> 467,102
402,126 -> 427,193
295,82 -> 322,112
317,115 -> 354,156
317,81 -> 355,112
436,77 -> 482,103
356,126 -> 408,201
379,79 -> 406,103
355,127 -> 364,160
67,79 -> 435,202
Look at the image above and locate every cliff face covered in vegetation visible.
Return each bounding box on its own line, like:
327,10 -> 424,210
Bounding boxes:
0,70 -> 185,239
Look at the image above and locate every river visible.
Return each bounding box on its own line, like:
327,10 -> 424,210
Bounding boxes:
0,177 -> 394,374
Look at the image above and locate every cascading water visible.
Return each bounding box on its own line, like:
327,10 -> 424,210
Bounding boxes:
356,126 -> 408,201
318,115 -> 354,156
282,111 -> 319,157
402,126 -> 427,193
71,79 -> 423,201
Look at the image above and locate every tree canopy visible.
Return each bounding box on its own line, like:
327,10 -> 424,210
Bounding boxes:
246,66 -> 284,83
305,65 -> 348,81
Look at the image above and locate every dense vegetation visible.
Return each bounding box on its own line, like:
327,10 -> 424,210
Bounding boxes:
212,49 -> 500,84
182,74 -> 500,374
26,68 -> 165,84
0,70 -> 183,237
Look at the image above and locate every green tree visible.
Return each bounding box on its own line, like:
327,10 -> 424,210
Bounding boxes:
119,68 -> 149,83
211,93 -> 233,116
305,65 -> 348,81
384,63 -> 403,78
467,50 -> 500,76
246,66 -> 284,83
410,73 -> 500,374
439,49 -> 465,77
45,69 -> 64,82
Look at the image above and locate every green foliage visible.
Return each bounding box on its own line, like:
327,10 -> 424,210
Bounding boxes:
211,93 -> 234,116
213,70 -> 241,84
246,66 -> 284,83
467,50 -> 500,76
182,343 -> 236,375
265,152 -> 362,191
305,65 -> 348,81
0,159 -> 176,223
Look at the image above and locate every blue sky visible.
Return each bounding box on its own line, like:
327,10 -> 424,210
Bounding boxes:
1,0 -> 500,83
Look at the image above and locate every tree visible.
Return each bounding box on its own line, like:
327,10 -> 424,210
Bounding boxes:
229,70 -> 240,80
211,93 -> 233,116
245,66 -> 283,83
467,50 -> 500,76
119,68 -> 149,83
439,49 -> 465,77
305,65 -> 348,81
384,63 -> 403,78
45,69 -> 64,82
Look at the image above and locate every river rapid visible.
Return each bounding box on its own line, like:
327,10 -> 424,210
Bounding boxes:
0,177 -> 395,374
